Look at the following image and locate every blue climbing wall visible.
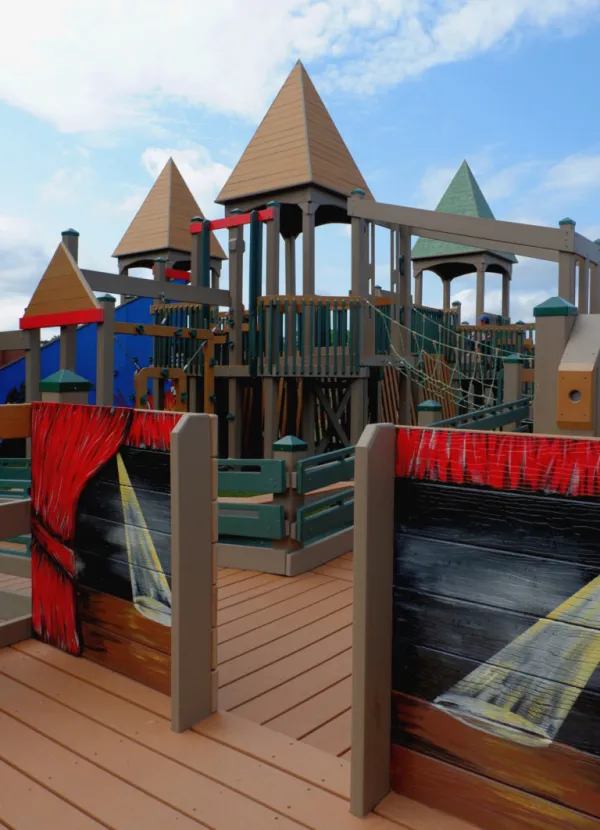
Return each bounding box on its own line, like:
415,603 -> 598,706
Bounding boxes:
0,298 -> 155,407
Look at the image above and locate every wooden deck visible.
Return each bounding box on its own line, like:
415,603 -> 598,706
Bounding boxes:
0,554 -> 479,829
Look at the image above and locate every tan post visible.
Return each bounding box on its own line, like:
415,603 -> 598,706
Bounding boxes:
501,272 -> 511,319
301,203 -> 316,294
284,234 -> 297,294
263,379 -> 279,458
591,241 -> 600,313
351,423 -> 396,817
39,370 -> 92,405
96,294 -> 116,407
558,218 -> 577,304
25,330 -> 41,404
272,435 -> 307,555
475,260 -> 485,319
533,297 -> 577,434
59,229 -> 80,371
170,413 -> 218,732
578,258 -> 590,314
397,225 -> 412,425
452,300 -> 462,325
417,399 -> 442,426
502,355 -> 524,431
414,267 -> 423,306
61,228 -> 79,261
266,201 -> 280,295
301,381 -> 315,455
442,278 -> 451,309
154,256 -> 167,283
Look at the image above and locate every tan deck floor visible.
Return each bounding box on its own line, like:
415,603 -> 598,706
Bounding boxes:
0,555 -> 478,830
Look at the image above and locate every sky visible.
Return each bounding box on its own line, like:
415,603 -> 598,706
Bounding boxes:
2,0 -> 600,330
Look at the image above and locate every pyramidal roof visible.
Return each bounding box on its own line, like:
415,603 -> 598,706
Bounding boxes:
412,161 -> 517,263
23,242 -> 100,320
216,61 -> 372,204
113,158 -> 226,260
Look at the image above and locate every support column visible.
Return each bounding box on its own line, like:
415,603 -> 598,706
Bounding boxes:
532,297 -> 577,434
351,190 -> 369,366
96,295 -> 116,406
25,330 -> 41,403
227,378 -> 242,458
442,279 -> 451,310
59,327 -> 77,371
266,201 -> 280,296
301,381 -> 315,454
414,269 -> 423,306
558,252 -> 577,305
351,379 -> 368,444
502,355 -> 524,431
284,235 -> 297,295
502,272 -> 511,320
301,204 -> 316,295
417,400 -> 442,427
228,224 -> 245,366
61,228 -> 79,261
263,379 -> 279,458
591,251 -> 600,313
397,225 -> 412,426
578,258 -> 590,314
476,261 -> 485,319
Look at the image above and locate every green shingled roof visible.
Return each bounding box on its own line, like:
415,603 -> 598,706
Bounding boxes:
412,161 -> 517,264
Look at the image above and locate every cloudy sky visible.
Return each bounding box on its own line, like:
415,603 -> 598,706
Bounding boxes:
2,0 -> 600,329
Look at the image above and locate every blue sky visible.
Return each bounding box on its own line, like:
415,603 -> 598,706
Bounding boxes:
2,0 -> 600,329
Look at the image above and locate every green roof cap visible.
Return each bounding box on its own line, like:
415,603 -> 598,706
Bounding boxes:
417,400 -> 442,412
559,217 -> 575,226
272,435 -> 307,452
40,369 -> 93,392
533,297 -> 578,318
412,160 -> 517,264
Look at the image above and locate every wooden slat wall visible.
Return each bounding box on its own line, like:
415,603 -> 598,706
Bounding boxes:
391,476 -> 600,828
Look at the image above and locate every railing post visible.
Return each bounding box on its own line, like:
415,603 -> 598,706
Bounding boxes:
533,296 -> 577,434
272,436 -> 307,552
266,201 -> 280,295
96,294 -> 116,406
417,399 -> 442,427
502,355 -> 524,431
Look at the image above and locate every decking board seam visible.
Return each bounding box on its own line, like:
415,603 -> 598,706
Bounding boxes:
256,663 -> 353,725
218,575 -> 333,624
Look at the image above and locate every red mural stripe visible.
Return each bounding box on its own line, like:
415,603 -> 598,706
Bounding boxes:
126,409 -> 182,451
396,427 -> 600,497
19,308 -> 104,330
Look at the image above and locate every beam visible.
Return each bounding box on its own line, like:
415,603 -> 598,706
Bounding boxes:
20,308 -> 103,330
190,206 -> 275,235
411,227 -> 559,263
82,270 -> 231,307
0,331 -> 29,351
574,232 -> 600,265
348,198 -> 575,260
114,322 -> 227,340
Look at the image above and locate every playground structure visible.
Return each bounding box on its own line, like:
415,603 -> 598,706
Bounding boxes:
3,59 -> 600,830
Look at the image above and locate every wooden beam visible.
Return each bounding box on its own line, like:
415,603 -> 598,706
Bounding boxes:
0,500 -> 31,540
574,232 -> 600,265
190,207 -> 275,235
411,227 -> 559,263
0,405 -> 31,439
0,331 -> 29,351
114,322 -> 227,340
348,198 -> 574,259
82,270 -> 231,307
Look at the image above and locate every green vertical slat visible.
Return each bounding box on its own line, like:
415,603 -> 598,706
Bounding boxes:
325,301 -> 330,376
300,299 -> 306,374
268,299 -> 275,373
258,300 -> 264,375
309,299 -> 314,376
284,298 -> 289,375
341,300 -> 346,376
201,219 -> 211,328
333,302 -> 338,376
354,301 -> 360,374
276,298 -> 283,376
292,300 -> 297,376
248,210 -> 261,377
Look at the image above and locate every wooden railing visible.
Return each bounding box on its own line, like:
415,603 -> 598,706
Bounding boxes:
216,440 -> 355,576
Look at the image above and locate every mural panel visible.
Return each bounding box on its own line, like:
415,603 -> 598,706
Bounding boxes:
392,428 -> 600,830
30,402 -> 181,692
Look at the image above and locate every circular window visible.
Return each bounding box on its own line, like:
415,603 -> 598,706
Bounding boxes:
569,389 -> 582,403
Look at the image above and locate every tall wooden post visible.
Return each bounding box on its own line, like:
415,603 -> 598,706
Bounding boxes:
502,355 -> 524,431
475,260 -> 485,319
414,268 -> 423,306
301,203 -> 316,295
591,247 -> 600,313
558,219 -> 577,304
266,201 -> 280,296
96,295 -> 116,406
397,225 -> 412,425
442,279 -> 451,310
533,297 -> 577,434
227,215 -> 245,456
417,400 -> 442,427
351,189 -> 369,442
59,229 -> 79,371
502,272 -> 511,319
578,258 -> 590,314
285,234 -> 297,294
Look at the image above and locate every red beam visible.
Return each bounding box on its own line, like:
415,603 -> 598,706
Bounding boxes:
157,267 -> 191,282
19,308 -> 104,330
190,207 -> 275,235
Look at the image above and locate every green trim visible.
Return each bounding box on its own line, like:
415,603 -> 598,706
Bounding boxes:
295,488 -> 354,544
219,502 -> 285,540
559,217 -> 576,226
97,294 -> 116,303
417,400 -> 442,412
296,447 -> 355,495
39,369 -> 92,392
534,297 -> 578,318
218,458 -> 286,495
503,354 -> 524,364
273,435 -> 307,453
61,228 -> 79,237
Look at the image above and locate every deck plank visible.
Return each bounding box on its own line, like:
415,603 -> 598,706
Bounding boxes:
0,670 -> 302,830
218,572 -> 283,604
217,573 -> 329,625
232,649 -> 352,723
218,605 -> 353,686
218,569 -> 262,587
301,709 -> 353,756
0,646 -> 399,830
313,565 -> 354,582
267,677 -> 353,741
220,626 -> 352,709
0,759 -> 105,830
0,711 -> 202,830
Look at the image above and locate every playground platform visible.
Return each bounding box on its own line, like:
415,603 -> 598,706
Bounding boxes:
0,555 -> 477,830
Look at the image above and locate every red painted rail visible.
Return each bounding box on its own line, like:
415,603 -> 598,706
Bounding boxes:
189,207 -> 275,235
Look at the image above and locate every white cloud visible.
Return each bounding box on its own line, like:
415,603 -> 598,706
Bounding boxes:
1,0 -> 598,134
41,166 -> 93,203
540,153 -> 600,199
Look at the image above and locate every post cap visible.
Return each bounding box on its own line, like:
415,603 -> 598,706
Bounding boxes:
351,188 -> 366,199
417,400 -> 442,412
272,435 -> 308,453
266,201 -> 280,208
515,320 -> 526,325
451,300 -> 461,306
190,215 -> 204,222
61,228 -> 80,237
534,296 -> 578,317
230,209 -> 244,215
503,354 -> 524,364
40,369 -> 93,392
154,256 -> 167,263
558,217 -> 576,227
97,294 -> 116,303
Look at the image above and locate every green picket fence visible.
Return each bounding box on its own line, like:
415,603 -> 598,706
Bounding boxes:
0,458 -> 32,557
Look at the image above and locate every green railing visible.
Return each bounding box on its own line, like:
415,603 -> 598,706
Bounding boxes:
218,458 -> 286,495
295,487 -> 354,544
374,303 -> 461,357
218,502 -> 286,540
0,458 -> 32,556
431,397 -> 532,431
296,446 -> 354,494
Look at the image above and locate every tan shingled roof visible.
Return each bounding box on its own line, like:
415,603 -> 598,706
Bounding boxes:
113,159 -> 226,260
24,243 -> 100,318
216,61 -> 372,204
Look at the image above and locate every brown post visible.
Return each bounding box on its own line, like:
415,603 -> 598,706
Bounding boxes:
154,256 -> 167,283
228,223 -> 244,366
590,247 -> 600,313
59,327 -> 77,371
351,189 -> 369,366
397,225 -> 412,425
442,278 -> 451,309
301,380 -> 315,454
502,272 -> 511,319
533,297 -> 577,434
61,228 -> 79,261
266,201 -> 280,296
414,268 -> 423,306
452,300 -> 462,325
96,295 -> 116,407
190,218 -> 202,288
578,258 -> 590,314
25,329 -> 41,404
350,379 -> 368,443
475,260 -> 485,319
228,378 -> 242,458
502,355 -> 524,431
170,413 -> 218,731
417,399 -> 442,426
263,379 -> 279,458
558,218 -> 577,303
301,203 -> 316,294
284,234 -> 297,294
351,423 -> 396,817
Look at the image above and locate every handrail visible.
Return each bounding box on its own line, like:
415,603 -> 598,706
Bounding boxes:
431,397 -> 532,431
